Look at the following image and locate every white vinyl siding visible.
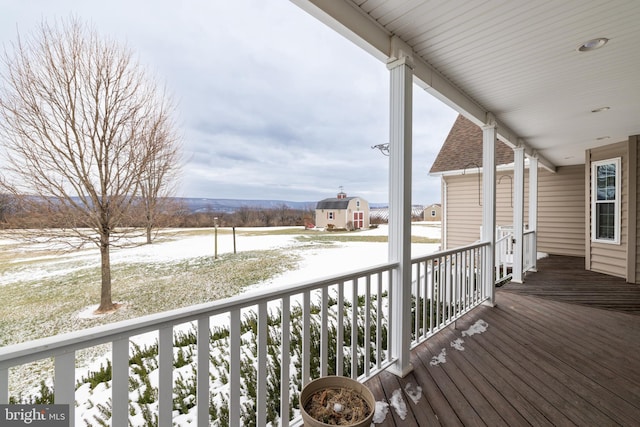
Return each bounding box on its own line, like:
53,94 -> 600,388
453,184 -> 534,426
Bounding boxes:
443,172 -> 529,249
443,174 -> 483,248
537,165 -> 585,257
443,165 -> 585,257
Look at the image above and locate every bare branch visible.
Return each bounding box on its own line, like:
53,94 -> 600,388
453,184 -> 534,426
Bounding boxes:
0,17 -> 181,312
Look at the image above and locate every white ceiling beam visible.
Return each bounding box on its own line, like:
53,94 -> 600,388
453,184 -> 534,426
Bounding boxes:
291,0 -> 556,172
290,0 -> 390,62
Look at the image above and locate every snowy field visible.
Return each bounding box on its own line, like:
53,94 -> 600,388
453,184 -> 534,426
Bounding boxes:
1,222 -> 441,303
1,222 -> 443,425
0,222 -> 440,286
0,222 -> 441,345
248,222 -> 441,289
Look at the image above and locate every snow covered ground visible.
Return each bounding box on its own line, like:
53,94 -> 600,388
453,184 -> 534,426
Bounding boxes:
1,223 -> 440,291
248,222 -> 441,289
2,222 -> 442,426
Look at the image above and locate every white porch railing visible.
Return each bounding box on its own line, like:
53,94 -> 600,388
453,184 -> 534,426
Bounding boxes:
0,244 -> 490,426
494,226 -> 537,284
495,226 -> 514,284
410,241 -> 489,347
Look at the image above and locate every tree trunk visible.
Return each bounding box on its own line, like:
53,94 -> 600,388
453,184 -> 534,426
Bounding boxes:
0,18 -> 179,312
96,232 -> 115,313
146,225 -> 152,244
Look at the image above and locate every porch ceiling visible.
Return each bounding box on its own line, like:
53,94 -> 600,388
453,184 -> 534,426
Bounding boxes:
292,0 -> 640,168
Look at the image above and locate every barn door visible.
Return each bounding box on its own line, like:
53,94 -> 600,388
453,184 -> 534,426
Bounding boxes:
353,211 -> 364,229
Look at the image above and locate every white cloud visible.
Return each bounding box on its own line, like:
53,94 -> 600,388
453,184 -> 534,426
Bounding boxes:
0,0 -> 457,204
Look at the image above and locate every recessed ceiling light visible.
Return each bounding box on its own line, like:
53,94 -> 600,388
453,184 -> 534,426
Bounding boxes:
578,37 -> 609,52
591,106 -> 610,113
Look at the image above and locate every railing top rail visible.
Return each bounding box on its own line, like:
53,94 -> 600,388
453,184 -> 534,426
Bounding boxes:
412,240 -> 489,263
1,261 -> 398,368
523,229 -> 535,236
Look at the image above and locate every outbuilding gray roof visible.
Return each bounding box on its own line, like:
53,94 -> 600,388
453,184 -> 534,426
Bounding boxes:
316,197 -> 357,210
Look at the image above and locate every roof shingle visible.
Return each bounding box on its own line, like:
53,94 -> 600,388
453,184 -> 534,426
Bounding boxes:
429,115 -> 514,173
316,197 -> 356,210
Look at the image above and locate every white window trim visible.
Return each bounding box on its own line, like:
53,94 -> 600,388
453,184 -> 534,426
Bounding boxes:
591,157 -> 621,244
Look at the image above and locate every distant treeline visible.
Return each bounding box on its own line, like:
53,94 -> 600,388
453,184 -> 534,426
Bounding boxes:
175,204 -> 317,228
0,194 -> 411,229
0,194 -> 324,228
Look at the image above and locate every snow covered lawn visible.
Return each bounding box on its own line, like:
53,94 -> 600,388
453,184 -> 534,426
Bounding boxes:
1,222 -> 441,425
0,223 -> 440,345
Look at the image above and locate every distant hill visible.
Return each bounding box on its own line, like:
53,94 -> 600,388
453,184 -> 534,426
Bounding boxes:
177,198 -> 388,214
178,198 -> 314,213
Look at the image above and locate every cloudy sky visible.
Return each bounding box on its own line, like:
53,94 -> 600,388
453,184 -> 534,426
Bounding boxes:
0,0 -> 457,204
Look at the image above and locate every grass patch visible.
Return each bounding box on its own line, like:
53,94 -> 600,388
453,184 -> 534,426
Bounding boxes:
236,227 -> 311,236
156,228 -> 234,238
295,235 -> 440,244
0,226 -> 440,347
1,224 -> 441,416
0,248 -> 299,346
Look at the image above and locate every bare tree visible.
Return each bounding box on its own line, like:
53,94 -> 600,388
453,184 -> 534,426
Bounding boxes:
236,206 -> 253,226
0,180 -> 16,226
0,18 -> 180,313
136,102 -> 182,244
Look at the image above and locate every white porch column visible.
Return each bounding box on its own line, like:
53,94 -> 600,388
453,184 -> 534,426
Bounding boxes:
387,54 -> 413,377
529,157 -> 539,272
481,117 -> 497,305
512,146 -> 525,283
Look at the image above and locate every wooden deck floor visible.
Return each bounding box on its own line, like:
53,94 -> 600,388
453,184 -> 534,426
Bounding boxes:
501,255 -> 640,315
365,257 -> 640,426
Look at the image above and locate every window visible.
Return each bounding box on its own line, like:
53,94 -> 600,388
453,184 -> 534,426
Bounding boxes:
328,212 -> 334,220
431,210 -> 436,217
591,158 -> 621,244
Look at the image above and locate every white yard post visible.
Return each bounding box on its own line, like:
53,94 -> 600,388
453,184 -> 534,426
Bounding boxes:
387,48 -> 414,377
529,157 -> 539,272
512,146 -> 525,283
482,117 -> 497,305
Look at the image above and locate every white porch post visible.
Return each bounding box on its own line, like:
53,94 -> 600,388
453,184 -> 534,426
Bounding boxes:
387,54 -> 413,377
512,146 -> 525,283
529,157 -> 539,272
482,117 -> 497,305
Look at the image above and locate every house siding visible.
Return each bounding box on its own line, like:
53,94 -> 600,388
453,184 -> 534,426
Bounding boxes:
424,203 -> 442,221
443,165 -> 585,257
443,172 -> 529,249
443,174 -> 482,248
587,142 -> 628,279
537,165 -> 585,257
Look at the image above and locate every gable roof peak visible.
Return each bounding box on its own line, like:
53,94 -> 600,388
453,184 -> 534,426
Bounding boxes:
429,114 -> 514,174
